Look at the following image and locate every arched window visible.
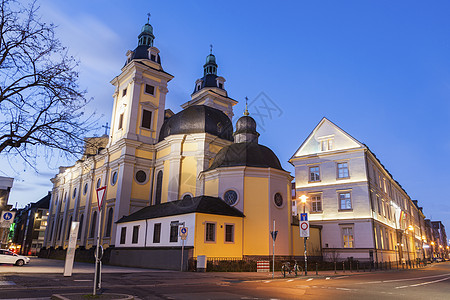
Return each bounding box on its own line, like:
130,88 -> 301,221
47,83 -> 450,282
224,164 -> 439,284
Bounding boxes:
57,218 -> 63,241
66,216 -> 72,240
155,170 -> 163,205
89,211 -> 97,238
105,208 -> 113,237
78,214 -> 84,239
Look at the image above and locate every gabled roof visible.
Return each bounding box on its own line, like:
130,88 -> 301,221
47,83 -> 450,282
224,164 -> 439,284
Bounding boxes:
290,117 -> 365,160
117,196 -> 245,224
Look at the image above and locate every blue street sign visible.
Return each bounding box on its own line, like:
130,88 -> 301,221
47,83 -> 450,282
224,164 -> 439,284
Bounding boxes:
300,213 -> 308,221
3,212 -> 12,221
180,227 -> 187,234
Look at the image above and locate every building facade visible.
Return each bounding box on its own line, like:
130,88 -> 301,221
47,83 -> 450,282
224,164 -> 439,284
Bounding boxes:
290,118 -> 427,264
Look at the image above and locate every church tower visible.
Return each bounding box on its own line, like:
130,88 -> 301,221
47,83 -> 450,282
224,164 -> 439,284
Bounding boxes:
109,18 -> 173,146
180,48 -> 237,119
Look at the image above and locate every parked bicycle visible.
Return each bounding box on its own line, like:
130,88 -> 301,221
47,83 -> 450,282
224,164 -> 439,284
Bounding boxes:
281,260 -> 302,277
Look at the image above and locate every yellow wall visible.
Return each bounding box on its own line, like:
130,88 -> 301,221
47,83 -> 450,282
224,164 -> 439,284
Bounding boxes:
291,226 -> 322,256
109,151 -> 121,163
161,160 -> 170,203
156,147 -> 170,159
131,172 -> 151,200
194,213 -> 243,258
135,149 -> 153,159
243,177 -> 269,255
204,178 -> 218,197
179,156 -> 197,197
181,142 -> 197,153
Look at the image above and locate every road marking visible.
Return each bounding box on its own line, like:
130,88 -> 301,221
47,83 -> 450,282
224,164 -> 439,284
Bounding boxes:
264,280 -> 271,283
336,287 -> 352,291
395,277 -> 450,289
334,276 -> 348,279
325,277 -> 330,280
383,273 -> 450,283
306,278 -> 313,281
286,279 -> 294,282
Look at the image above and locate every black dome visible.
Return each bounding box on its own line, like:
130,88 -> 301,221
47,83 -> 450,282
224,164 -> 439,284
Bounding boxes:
207,142 -> 284,171
158,105 -> 233,142
125,45 -> 161,64
193,74 -> 223,93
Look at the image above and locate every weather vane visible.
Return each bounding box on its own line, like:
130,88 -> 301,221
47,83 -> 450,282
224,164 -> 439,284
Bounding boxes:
210,44 -> 213,54
147,13 -> 151,23
244,97 -> 249,116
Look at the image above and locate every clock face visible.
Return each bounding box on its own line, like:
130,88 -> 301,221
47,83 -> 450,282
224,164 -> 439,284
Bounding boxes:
224,190 -> 238,206
274,193 -> 283,207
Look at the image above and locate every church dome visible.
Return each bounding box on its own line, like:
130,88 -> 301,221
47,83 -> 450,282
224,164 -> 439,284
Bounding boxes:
141,23 -> 153,34
205,54 -> 216,64
158,105 -> 233,142
207,142 -> 284,171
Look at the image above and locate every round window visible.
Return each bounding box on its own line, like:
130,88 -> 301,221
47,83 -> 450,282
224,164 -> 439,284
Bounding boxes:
135,170 -> 147,183
72,188 -> 77,199
96,178 -> 101,189
83,183 -> 88,195
224,190 -> 238,206
182,194 -> 192,201
111,171 -> 118,186
274,193 -> 283,207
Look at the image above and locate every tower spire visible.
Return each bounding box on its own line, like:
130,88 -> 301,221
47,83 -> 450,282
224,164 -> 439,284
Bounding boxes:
147,12 -> 151,23
210,44 -> 213,54
244,97 -> 249,116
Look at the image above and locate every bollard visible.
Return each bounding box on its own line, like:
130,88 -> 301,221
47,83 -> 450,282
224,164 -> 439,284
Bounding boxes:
334,262 -> 337,274
342,261 -> 345,273
316,263 -> 318,275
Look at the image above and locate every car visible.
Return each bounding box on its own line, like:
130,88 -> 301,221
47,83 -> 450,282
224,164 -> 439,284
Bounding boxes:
0,249 -> 30,266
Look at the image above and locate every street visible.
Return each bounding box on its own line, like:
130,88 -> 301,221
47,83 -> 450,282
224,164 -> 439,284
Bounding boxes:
1,258 -> 450,299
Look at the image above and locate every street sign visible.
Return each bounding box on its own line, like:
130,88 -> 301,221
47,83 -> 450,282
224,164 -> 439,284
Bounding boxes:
179,226 -> 188,240
300,213 -> 309,238
0,211 -> 15,228
64,221 -> 79,277
270,230 -> 278,242
96,186 -> 107,211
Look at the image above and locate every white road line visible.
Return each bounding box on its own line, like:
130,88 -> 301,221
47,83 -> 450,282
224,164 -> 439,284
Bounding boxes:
264,280 -> 271,283
336,287 -> 352,291
306,278 -> 313,281
73,279 -> 91,282
334,276 -> 348,279
383,273 -> 450,283
286,279 -> 294,282
325,277 -> 330,280
395,277 -> 450,289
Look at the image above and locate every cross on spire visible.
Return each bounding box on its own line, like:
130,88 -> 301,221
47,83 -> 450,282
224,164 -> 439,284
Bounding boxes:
210,44 -> 213,54
101,122 -> 110,136
244,97 -> 249,116
147,13 -> 151,23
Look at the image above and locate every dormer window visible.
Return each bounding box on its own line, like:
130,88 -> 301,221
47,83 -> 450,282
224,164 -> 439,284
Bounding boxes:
320,138 -> 333,151
218,82 -> 223,89
150,54 -> 156,62
197,84 -> 201,91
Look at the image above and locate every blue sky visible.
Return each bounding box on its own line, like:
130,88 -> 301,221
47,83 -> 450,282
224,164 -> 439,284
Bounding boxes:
1,0 -> 449,230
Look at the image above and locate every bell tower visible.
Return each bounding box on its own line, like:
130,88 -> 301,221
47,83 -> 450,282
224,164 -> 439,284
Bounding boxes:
109,17 -> 173,146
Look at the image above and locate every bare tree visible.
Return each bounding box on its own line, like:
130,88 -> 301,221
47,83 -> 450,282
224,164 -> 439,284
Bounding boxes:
0,0 -> 97,164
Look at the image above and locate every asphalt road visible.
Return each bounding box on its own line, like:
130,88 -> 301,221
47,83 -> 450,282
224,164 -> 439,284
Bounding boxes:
1,258 -> 450,299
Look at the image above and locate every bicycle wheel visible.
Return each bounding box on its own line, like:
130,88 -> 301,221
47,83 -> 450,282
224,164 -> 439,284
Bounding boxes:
281,265 -> 287,277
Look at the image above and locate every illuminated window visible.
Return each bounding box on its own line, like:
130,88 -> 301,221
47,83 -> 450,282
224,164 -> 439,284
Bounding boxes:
337,162 -> 349,178
342,227 -> 354,248
311,194 -> 322,212
309,166 -> 320,182
339,192 -> 352,210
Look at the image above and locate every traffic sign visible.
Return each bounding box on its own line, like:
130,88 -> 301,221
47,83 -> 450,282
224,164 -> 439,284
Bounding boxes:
0,211 -> 15,228
179,226 -> 188,240
300,213 -> 309,238
270,230 -> 278,242
96,186 -> 107,211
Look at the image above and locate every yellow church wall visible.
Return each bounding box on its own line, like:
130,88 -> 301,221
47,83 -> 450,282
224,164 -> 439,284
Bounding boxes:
106,171 -> 118,200
204,178 -> 218,197
156,147 -> 170,159
209,144 -> 222,154
179,156 -> 197,197
161,160 -> 170,203
291,226 -> 322,256
109,151 -> 121,163
131,175 -> 151,200
135,149 -> 153,159
243,177 -> 269,256
95,160 -> 104,169
194,213 -> 243,259
181,142 -> 197,153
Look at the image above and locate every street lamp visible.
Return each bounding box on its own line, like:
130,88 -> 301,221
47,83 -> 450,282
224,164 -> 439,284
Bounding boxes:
299,195 -> 308,275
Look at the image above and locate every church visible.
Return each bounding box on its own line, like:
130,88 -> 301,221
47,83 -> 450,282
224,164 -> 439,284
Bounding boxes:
42,20 -> 320,269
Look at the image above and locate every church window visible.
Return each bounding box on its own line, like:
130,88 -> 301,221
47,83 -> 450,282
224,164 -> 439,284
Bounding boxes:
218,82 -> 223,89
120,227 -> 126,244
145,84 -> 155,95
155,171 -> 163,205
141,109 -> 152,129
72,188 -> 77,199
274,193 -> 283,207
135,170 -> 147,183
111,171 -> 118,186
342,227 -> 354,248
311,194 -> 322,212
96,178 -> 102,189
339,192 -> 352,210
122,88 -> 127,97
337,162 -> 349,178
197,84 -> 201,91
66,216 -> 72,240
132,225 -> 139,244
105,208 -> 113,238
153,223 -> 161,243
205,222 -> 216,242
57,218 -> 63,240
89,211 -> 97,238
78,214 -> 84,239
118,113 -> 124,130
309,166 -> 320,182
83,183 -> 88,195
182,193 -> 193,201
225,224 -> 234,243
224,190 -> 238,206
170,221 -> 178,242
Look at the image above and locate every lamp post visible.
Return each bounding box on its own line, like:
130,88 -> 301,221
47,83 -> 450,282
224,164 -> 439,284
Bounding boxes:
431,241 -> 435,260
299,195 -> 308,276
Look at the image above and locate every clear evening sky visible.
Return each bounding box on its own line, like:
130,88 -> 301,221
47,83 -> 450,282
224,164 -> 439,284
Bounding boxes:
1,1 -> 449,231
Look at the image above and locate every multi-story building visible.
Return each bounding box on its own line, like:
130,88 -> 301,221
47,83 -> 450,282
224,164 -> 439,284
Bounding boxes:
289,118 -> 425,264
431,221 -> 448,259
12,193 -> 50,255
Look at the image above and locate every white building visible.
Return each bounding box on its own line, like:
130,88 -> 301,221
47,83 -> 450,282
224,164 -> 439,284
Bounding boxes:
290,118 -> 425,264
